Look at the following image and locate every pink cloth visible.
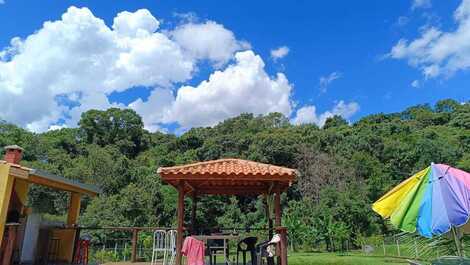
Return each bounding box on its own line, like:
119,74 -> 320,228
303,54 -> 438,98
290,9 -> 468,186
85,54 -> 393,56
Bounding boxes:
182,236 -> 205,265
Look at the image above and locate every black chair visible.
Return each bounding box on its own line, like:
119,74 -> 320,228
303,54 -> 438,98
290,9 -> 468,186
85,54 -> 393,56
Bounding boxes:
237,237 -> 257,265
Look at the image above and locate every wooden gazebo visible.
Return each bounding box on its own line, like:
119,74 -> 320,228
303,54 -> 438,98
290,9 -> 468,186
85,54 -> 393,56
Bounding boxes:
158,158 -> 297,265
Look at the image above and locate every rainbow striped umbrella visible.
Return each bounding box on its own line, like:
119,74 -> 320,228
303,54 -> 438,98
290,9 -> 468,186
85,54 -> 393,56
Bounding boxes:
372,163 -> 470,239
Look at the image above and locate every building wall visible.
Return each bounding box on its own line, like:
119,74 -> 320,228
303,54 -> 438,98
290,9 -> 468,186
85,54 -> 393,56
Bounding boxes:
0,163 -> 14,244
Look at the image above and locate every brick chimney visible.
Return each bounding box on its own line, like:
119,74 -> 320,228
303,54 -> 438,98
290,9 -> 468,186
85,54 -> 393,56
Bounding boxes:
3,145 -> 24,164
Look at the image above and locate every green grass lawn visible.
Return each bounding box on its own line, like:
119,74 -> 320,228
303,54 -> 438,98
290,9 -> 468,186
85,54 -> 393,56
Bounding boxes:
289,252 -> 410,265
102,252 -> 413,265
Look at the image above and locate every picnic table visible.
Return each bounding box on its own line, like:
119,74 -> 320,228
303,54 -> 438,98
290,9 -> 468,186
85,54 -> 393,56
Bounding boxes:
193,235 -> 240,265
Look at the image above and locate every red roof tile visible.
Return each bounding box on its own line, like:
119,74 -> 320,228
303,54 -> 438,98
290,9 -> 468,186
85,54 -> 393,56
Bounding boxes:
157,158 -> 297,179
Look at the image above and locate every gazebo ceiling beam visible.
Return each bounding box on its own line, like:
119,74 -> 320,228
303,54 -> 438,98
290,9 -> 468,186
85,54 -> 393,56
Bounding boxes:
194,189 -> 269,196
168,182 -> 290,196
188,185 -> 288,195
186,183 -> 277,194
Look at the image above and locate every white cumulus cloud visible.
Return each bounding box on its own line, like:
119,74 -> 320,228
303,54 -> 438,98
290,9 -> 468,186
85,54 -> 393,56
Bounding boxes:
390,0 -> 470,79
112,9 -> 160,37
131,50 -> 293,130
270,46 -> 290,61
292,101 -> 360,127
129,88 -> 175,132
0,6 -> 194,131
171,21 -> 250,67
0,6 -> 254,132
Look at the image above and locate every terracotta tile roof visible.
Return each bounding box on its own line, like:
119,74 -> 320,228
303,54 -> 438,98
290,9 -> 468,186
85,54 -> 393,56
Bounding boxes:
158,158 -> 297,179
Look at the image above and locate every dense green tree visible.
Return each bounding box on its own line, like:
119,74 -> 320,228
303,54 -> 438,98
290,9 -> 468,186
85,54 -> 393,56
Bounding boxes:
435,99 -> 460,113
0,100 -> 468,252
78,108 -> 149,157
323,115 -> 348,129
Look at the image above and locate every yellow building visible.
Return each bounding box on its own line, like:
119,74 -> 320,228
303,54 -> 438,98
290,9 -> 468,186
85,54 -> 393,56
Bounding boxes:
0,145 -> 100,264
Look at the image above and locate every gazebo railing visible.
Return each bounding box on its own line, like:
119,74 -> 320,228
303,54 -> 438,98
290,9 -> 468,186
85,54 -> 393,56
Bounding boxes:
78,226 -> 278,264
79,226 -> 173,263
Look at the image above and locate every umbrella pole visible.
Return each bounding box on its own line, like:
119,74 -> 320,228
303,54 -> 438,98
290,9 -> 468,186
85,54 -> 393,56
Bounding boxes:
452,227 -> 462,257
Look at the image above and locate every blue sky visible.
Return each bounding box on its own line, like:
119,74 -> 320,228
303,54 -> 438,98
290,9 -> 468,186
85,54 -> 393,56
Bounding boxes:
0,0 -> 469,132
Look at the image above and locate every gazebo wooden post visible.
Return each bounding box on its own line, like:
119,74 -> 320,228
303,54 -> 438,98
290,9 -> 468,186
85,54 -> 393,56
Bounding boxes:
274,186 -> 287,265
277,227 -> 288,265
175,182 -> 185,265
131,228 -> 139,262
191,192 -> 197,234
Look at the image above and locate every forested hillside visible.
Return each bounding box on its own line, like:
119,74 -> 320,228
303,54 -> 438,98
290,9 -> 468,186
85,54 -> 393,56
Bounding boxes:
1,99 -> 469,250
